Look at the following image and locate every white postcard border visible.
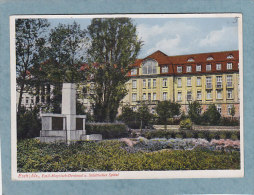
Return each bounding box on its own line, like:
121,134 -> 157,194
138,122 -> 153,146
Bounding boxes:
10,13 -> 244,181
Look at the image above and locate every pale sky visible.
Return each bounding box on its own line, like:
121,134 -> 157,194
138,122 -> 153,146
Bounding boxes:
49,17 -> 239,59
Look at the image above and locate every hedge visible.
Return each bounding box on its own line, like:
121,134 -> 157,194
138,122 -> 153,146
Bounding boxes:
86,123 -> 129,139
142,130 -> 240,141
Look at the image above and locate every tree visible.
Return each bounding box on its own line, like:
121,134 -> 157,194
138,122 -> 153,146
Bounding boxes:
155,100 -> 181,130
202,104 -> 221,125
17,106 -> 41,140
40,22 -> 87,113
118,105 -> 137,123
137,102 -> 152,130
230,105 -> 236,118
87,18 -> 142,122
16,19 -> 50,116
188,101 -> 202,124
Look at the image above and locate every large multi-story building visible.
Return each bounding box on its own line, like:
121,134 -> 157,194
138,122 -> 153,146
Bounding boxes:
17,50 -> 240,118
123,50 -> 240,117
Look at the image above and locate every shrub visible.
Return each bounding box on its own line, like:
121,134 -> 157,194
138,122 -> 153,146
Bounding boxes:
185,131 -> 194,138
219,117 -> 240,126
179,118 -> 192,130
17,106 -> 41,140
142,130 -> 240,141
202,104 -> 221,125
231,133 -> 238,140
86,123 -> 129,139
219,132 -> 227,139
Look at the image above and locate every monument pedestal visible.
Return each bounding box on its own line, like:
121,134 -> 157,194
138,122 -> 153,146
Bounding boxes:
39,83 -> 102,144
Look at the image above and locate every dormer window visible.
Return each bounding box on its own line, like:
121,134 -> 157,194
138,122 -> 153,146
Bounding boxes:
207,56 -> 214,61
142,59 -> 157,75
131,68 -> 137,75
161,65 -> 168,73
187,58 -> 194,62
227,55 -> 234,59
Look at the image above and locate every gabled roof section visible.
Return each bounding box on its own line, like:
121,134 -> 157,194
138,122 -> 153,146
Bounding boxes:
144,50 -> 170,65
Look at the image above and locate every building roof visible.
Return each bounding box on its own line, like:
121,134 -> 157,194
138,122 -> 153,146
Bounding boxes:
130,50 -> 239,76
169,50 -> 239,65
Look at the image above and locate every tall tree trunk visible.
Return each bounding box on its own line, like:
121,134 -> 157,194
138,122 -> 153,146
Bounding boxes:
17,82 -> 25,119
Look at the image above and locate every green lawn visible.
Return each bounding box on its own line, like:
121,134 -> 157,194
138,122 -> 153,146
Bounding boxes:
17,139 -> 240,172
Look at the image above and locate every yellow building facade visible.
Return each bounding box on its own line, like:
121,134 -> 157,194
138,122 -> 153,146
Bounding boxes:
122,50 -> 240,117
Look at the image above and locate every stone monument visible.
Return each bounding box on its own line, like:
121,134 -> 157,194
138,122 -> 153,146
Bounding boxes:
39,83 -> 102,144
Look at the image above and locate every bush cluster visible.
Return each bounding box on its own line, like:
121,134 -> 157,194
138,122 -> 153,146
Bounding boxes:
86,123 -> 129,139
179,118 -> 192,129
143,130 -> 240,141
17,139 -> 240,172
17,106 -> 41,140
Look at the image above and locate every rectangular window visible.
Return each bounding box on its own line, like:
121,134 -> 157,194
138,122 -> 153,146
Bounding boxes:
187,91 -> 192,101
206,64 -> 211,71
217,105 -> 222,114
227,62 -> 233,70
131,68 -> 137,75
177,78 -> 182,87
132,80 -> 137,88
143,79 -> 146,88
142,93 -> 146,100
153,79 -> 156,88
31,98 -> 34,104
132,93 -> 137,101
216,76 -> 222,88
148,93 -> 151,101
148,79 -> 151,89
177,91 -> 182,101
207,90 -> 212,99
196,77 -> 201,86
197,91 -> 202,100
163,92 -> 167,100
216,63 -> 221,70
186,66 -> 192,72
217,90 -> 222,99
177,66 -> 182,73
153,93 -> 156,100
227,75 -> 233,87
162,66 -> 168,73
227,89 -> 233,99
26,97 -> 29,104
163,78 -> 167,87
206,77 -> 212,88
187,77 -> 191,86
196,65 -> 201,72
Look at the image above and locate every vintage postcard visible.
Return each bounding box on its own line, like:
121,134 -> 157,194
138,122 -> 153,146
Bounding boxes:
10,14 -> 243,180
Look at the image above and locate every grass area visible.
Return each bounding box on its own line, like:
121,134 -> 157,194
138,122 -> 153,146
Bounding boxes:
17,139 -> 240,172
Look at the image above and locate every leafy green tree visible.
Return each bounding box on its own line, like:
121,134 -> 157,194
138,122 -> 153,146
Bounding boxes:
188,101 -> 202,124
155,100 -> 181,129
17,106 -> 41,140
230,105 -> 236,118
137,102 -> 152,129
87,18 -> 142,122
118,105 -> 137,123
202,104 -> 221,125
40,22 -> 87,113
16,19 -> 50,116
